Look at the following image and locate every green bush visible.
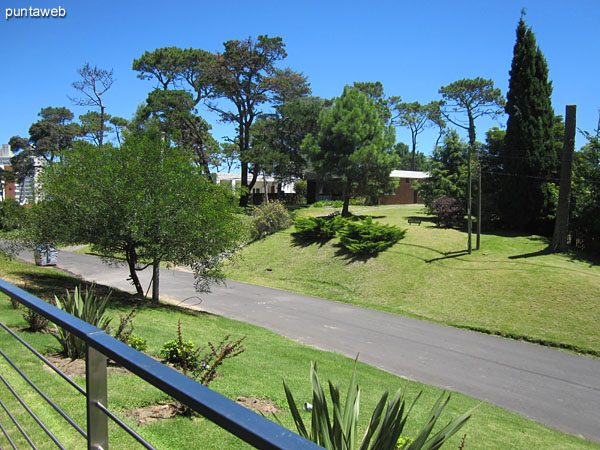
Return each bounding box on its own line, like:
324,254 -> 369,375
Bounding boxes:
312,200 -> 344,208
282,361 -> 475,450
160,338 -> 199,371
250,200 -> 294,240
338,216 -> 406,255
0,199 -> 27,231
293,215 -> 348,240
125,334 -> 148,352
23,307 -> 49,332
52,285 -> 112,359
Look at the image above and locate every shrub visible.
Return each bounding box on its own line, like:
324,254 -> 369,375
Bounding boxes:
312,200 -> 344,208
161,320 -> 246,387
161,338 -> 199,371
429,197 -> 465,228
124,334 -> 148,352
0,199 -> 27,231
23,307 -> 49,332
293,215 -> 348,240
110,304 -> 147,351
52,285 -> 112,359
282,360 -> 475,450
338,216 -> 406,255
250,200 -> 294,240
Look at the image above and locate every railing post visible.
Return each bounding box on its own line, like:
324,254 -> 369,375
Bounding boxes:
86,344 -> 108,450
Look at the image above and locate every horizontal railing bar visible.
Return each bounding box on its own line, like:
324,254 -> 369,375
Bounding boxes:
0,373 -> 66,450
0,347 -> 87,439
0,321 -> 87,396
0,278 -> 323,450
0,418 -> 19,450
0,393 -> 38,449
95,401 -> 157,450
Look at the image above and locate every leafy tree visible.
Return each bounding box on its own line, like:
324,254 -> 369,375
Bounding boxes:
207,36 -> 309,206
570,124 -> 600,252
109,116 -> 128,147
496,14 -> 557,232
249,96 -> 326,183
137,89 -> 218,174
70,63 -> 114,147
439,78 -> 504,250
133,38 -> 309,202
417,130 -> 468,208
33,130 -> 244,303
393,142 -> 430,171
304,87 -> 398,216
9,107 -> 79,165
392,101 -> 443,169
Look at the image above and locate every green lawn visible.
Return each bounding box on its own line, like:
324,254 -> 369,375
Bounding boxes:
0,258 -> 597,449
224,204 -> 600,356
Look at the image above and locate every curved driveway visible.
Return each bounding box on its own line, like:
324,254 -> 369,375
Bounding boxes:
17,249 -> 600,443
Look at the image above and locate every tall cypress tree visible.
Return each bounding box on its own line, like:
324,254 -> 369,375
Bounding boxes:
499,13 -> 556,232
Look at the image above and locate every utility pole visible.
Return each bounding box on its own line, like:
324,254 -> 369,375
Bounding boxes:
467,143 -> 472,254
476,161 -> 481,250
549,105 -> 576,252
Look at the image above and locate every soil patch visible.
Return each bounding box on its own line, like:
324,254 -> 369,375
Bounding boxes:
236,396 -> 281,415
124,396 -> 280,427
124,402 -> 182,426
43,353 -> 130,378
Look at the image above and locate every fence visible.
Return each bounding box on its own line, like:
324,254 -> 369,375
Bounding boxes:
0,278 -> 322,450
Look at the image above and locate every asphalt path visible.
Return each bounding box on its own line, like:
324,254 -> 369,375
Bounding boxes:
16,249 -> 600,443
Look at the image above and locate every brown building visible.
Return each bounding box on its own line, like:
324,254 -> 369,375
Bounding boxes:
379,170 -> 429,205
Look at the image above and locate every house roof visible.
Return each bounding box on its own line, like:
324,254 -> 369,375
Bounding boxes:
389,170 -> 429,179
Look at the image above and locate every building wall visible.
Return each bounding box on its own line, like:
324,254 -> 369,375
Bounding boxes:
379,178 -> 422,205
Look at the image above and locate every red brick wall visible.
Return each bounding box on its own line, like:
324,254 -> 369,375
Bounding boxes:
379,178 -> 422,205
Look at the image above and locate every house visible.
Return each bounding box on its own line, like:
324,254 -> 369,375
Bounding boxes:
307,170 -> 429,205
214,173 -> 297,204
380,170 -> 429,205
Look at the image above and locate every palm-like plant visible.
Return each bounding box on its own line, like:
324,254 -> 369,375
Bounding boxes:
283,361 -> 476,450
53,284 -> 112,359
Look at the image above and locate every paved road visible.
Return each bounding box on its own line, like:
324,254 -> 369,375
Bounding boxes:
17,249 -> 600,443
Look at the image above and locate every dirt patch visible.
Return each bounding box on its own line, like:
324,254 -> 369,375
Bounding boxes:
236,396 -> 281,415
123,396 -> 280,427
124,402 -> 182,426
43,353 -> 130,378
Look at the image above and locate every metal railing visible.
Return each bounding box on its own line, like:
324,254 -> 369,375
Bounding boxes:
0,278 -> 322,450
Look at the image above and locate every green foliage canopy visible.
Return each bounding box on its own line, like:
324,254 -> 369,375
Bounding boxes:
33,131 -> 244,301
305,86 -> 398,216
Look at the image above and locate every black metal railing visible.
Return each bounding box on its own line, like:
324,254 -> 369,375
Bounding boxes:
0,278 -> 322,450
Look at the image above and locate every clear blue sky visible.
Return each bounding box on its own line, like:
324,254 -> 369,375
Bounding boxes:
1,0 -> 598,155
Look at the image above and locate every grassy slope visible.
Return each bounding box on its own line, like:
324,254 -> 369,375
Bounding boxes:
224,204 -> 600,355
0,258 -> 597,449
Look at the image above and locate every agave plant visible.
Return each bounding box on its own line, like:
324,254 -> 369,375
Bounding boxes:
282,360 -> 476,450
53,284 -> 112,359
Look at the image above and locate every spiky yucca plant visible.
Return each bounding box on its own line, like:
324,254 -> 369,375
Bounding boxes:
283,360 -> 476,450
53,284 -> 112,359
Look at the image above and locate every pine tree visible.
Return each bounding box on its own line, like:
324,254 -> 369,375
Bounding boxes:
499,13 -> 557,232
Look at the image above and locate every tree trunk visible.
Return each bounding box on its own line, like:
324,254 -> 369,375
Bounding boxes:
549,105 -> 576,253
125,247 -> 144,297
151,260 -> 160,303
341,180 -> 351,217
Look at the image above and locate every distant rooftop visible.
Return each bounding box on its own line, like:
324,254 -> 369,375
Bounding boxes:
389,170 -> 429,179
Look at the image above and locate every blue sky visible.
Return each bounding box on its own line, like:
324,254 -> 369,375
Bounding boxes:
1,0 -> 598,156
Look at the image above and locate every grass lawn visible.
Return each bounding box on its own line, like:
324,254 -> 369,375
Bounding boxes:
0,258 -> 598,449
224,204 -> 600,356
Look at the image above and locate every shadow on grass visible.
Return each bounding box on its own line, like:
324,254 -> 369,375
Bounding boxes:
9,270 -> 212,319
290,233 -> 332,248
425,250 -> 470,263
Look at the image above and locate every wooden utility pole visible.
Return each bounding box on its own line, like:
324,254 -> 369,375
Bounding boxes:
467,144 -> 472,254
476,162 -> 481,250
549,105 -> 576,252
